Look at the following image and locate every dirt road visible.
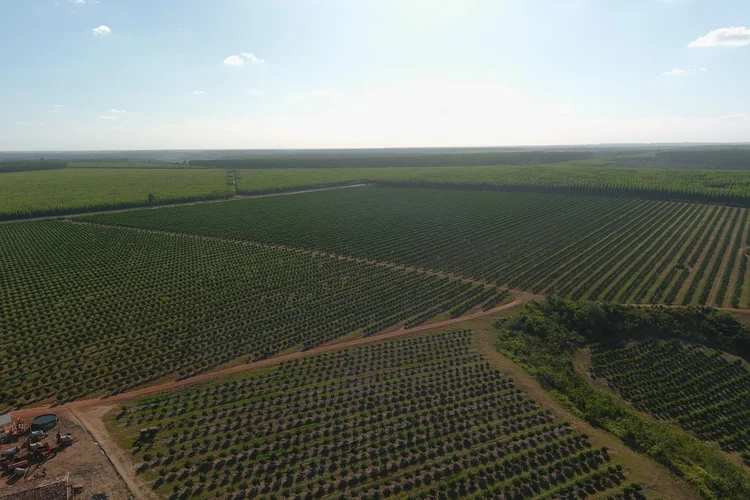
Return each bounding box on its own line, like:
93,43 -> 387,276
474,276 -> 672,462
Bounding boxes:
23,291 -> 750,423
5,295 -> 527,499
70,406 -> 158,500
0,183 -> 367,225
12,294 -> 528,421
65,217 -> 498,290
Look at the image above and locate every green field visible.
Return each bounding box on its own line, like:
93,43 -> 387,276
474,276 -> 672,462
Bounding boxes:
190,150 -> 596,169
591,340 -> 750,458
109,331 -> 638,499
0,160 -> 66,173
86,187 -> 750,308
235,167 -> 374,193
496,299 -> 750,499
234,164 -> 750,206
68,161 -> 198,169
0,220 -> 489,407
0,168 -> 234,220
4,160 -> 750,222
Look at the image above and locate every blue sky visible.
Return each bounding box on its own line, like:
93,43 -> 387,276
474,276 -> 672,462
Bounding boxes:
1,0 -> 749,150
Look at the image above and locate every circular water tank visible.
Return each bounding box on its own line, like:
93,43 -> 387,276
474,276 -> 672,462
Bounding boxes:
30,414 -> 58,432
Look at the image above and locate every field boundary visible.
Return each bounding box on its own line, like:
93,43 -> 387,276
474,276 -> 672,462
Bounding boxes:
373,180 -> 750,209
62,218 -> 502,289
709,209 -> 745,304
67,407 -> 154,500
12,296 -> 529,421
0,183 -> 367,225
12,293 -> 746,422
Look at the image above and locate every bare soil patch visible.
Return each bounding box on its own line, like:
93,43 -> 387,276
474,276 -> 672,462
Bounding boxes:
0,413 -> 130,499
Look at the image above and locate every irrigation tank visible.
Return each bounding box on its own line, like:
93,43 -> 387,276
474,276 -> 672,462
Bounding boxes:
30,414 -> 58,432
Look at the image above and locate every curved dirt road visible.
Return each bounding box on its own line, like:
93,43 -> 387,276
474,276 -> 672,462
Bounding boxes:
16,294 -> 746,422
9,295 -> 528,500
0,183 -> 367,225
13,295 -> 528,421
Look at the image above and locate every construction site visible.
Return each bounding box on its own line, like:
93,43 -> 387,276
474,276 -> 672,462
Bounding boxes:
1,411 -> 130,499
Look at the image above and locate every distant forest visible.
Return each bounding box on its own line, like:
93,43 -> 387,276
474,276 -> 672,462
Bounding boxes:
188,151 -> 596,169
0,161 -> 66,173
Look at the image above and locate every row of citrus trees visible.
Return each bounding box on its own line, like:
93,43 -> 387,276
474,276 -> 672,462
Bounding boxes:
6,160 -> 750,220
87,187 -> 750,308
234,164 -> 750,206
0,168 -> 234,220
0,221 -> 490,408
114,332 -> 637,499
592,339 -> 750,457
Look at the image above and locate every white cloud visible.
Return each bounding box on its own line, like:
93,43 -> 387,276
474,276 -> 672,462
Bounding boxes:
716,114 -> 748,123
661,67 -> 707,76
70,0 -> 86,5
9,80 -> 750,149
98,115 -> 118,120
223,52 -> 264,66
193,90 -> 205,95
109,108 -> 126,114
240,52 -> 264,64
688,27 -> 750,47
92,25 -> 111,36
223,55 -> 243,66
51,104 -> 63,108
287,88 -> 350,102
247,88 -> 264,96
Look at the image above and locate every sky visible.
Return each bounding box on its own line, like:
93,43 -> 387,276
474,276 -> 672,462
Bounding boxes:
1,0 -> 749,150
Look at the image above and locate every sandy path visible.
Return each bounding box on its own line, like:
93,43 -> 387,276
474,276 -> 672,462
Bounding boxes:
475,330 -> 699,499
15,290 -> 749,424
8,294 -> 742,499
10,295 -> 529,499
12,295 -> 528,421
67,406 -> 157,500
0,183 -> 367,225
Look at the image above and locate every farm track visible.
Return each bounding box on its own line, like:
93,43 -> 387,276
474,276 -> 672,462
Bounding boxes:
62,218 -> 499,289
0,183 -> 367,225
14,210 -> 750,422
12,295 -> 529,421
6,185 -> 750,497
12,290 -> 744,425
7,293 -> 526,500
8,291 -> 745,498
68,406 -> 157,500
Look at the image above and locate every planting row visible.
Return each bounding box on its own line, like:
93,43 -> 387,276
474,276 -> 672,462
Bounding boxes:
87,187 -> 750,308
232,164 -> 750,206
0,221 -> 490,407
591,340 -> 750,453
112,332 -> 633,499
